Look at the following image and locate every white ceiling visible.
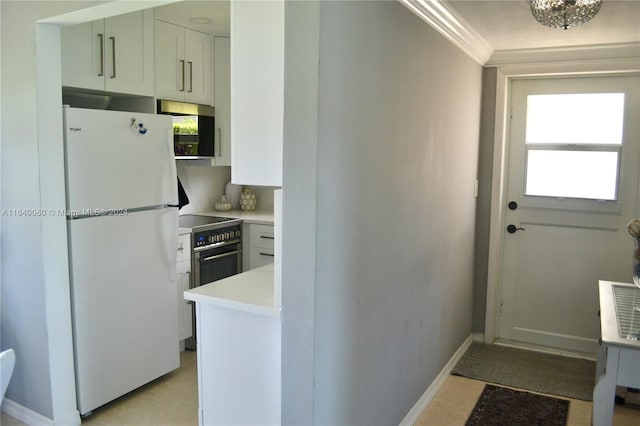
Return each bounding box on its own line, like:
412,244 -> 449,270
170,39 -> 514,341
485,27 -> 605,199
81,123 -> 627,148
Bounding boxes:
153,0 -> 640,52
154,1 -> 230,36
445,0 -> 640,51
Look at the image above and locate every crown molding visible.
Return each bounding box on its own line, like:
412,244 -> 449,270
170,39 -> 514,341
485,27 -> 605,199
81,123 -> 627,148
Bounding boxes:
487,42 -> 640,67
399,0 -> 494,66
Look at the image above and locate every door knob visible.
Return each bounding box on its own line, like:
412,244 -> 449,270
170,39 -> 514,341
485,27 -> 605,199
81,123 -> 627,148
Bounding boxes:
507,224 -> 525,234
508,201 -> 518,210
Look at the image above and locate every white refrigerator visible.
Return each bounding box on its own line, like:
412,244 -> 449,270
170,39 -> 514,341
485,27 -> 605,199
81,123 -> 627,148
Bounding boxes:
63,106 -> 179,416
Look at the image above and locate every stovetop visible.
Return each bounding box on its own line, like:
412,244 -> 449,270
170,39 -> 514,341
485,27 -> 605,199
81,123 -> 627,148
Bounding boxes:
178,214 -> 237,229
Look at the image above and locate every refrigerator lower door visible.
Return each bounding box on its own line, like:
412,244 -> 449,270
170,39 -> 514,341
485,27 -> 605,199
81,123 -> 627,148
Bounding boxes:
68,208 -> 179,415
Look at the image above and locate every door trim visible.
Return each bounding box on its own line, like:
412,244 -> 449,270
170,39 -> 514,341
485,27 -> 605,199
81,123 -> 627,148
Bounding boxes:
483,59 -> 640,345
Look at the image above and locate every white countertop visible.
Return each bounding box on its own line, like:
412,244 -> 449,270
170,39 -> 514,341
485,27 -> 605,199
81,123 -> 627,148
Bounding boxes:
200,210 -> 274,225
184,263 -> 279,318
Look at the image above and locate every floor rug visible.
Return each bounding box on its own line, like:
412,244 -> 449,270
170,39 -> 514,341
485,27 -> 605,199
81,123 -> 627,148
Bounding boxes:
452,342 -> 595,400
466,384 -> 569,426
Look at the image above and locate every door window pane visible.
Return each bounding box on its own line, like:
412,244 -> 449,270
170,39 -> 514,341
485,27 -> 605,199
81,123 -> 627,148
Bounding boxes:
525,150 -> 619,200
526,93 -> 624,145
524,92 -> 624,201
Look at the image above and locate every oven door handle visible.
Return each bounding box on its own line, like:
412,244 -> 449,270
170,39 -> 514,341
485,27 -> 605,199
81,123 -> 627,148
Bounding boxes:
200,249 -> 242,262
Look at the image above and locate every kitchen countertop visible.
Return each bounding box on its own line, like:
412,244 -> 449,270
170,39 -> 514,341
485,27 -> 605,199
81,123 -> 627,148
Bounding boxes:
183,263 -> 279,318
177,210 -> 273,235
200,210 -> 274,225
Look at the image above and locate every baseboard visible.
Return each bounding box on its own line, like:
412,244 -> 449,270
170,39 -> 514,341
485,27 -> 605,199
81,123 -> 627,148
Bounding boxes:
1,398 -> 81,426
399,333 -> 474,426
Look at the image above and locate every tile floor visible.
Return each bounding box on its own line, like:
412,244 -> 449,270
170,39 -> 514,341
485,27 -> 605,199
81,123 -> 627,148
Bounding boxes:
1,350 -> 198,426
415,375 -> 640,426
2,350 -> 640,425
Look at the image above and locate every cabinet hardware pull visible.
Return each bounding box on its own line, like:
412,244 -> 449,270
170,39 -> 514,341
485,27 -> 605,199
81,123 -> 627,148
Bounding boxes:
180,60 -> 185,92
97,34 -> 104,76
188,61 -> 193,93
109,36 -> 116,78
259,252 -> 275,257
217,128 -> 222,157
259,235 -> 275,240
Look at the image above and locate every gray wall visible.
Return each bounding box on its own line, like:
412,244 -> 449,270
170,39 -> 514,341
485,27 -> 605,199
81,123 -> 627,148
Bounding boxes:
311,1 -> 482,424
0,1 -> 96,418
472,67 -> 498,332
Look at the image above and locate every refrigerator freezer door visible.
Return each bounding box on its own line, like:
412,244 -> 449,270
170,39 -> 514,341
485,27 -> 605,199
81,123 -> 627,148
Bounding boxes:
64,107 -> 177,212
68,208 -> 179,415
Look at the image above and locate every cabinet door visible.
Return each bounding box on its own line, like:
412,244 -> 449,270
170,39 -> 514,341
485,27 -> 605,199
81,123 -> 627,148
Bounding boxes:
231,1 -> 284,186
61,20 -> 105,91
155,20 -> 186,102
176,260 -> 193,341
104,10 -> 154,96
184,29 -> 212,105
213,37 -> 231,166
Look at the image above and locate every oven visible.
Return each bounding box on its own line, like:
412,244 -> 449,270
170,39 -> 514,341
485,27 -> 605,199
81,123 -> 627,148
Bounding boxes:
192,224 -> 242,287
178,214 -> 243,350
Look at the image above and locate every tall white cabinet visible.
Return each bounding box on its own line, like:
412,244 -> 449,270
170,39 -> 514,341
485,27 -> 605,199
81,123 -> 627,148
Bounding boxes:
213,37 -> 231,166
61,10 -> 154,96
155,20 -> 212,106
230,0 -> 284,186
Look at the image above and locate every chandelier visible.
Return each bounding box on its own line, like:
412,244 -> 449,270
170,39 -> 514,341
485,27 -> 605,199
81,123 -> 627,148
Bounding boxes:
529,0 -> 603,30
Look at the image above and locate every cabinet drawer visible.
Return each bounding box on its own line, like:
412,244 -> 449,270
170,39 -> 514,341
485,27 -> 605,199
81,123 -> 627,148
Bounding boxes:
249,246 -> 274,269
249,224 -> 274,250
177,233 -> 191,263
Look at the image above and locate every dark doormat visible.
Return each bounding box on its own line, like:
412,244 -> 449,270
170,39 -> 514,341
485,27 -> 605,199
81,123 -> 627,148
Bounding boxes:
452,342 -> 595,400
466,384 -> 569,426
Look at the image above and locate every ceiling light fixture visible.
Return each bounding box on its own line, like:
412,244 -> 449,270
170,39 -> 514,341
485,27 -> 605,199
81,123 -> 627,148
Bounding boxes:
189,17 -> 213,25
528,0 -> 603,30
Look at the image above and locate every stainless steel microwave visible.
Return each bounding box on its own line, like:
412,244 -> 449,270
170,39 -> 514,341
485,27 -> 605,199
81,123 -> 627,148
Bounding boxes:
157,100 -> 215,158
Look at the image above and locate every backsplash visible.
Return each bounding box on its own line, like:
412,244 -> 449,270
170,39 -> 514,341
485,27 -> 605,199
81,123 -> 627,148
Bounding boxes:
176,163 -> 230,214
176,162 -> 276,214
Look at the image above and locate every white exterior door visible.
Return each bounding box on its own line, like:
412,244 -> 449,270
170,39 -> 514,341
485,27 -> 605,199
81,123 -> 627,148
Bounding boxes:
497,75 -> 640,354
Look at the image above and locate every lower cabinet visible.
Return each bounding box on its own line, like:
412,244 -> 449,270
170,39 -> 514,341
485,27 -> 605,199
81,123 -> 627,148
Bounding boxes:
177,233 -> 193,344
195,303 -> 280,425
245,224 -> 275,271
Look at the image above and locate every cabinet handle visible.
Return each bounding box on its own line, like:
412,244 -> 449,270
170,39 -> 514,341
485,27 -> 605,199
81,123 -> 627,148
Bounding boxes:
217,128 -> 222,157
109,36 -> 116,78
260,235 -> 275,240
188,61 -> 193,93
180,60 -> 185,92
259,252 -> 275,257
97,33 -> 104,77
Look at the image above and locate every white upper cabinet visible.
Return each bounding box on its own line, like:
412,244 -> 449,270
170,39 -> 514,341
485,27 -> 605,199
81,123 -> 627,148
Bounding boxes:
213,37 -> 231,167
231,0 -> 284,186
61,10 -> 154,97
155,20 -> 212,106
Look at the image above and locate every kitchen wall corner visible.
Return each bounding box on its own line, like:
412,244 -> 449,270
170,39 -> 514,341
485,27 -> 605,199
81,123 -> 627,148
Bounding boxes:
176,163 -> 231,214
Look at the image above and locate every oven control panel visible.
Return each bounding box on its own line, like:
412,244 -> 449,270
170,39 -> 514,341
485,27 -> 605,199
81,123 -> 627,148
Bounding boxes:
193,225 -> 242,248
